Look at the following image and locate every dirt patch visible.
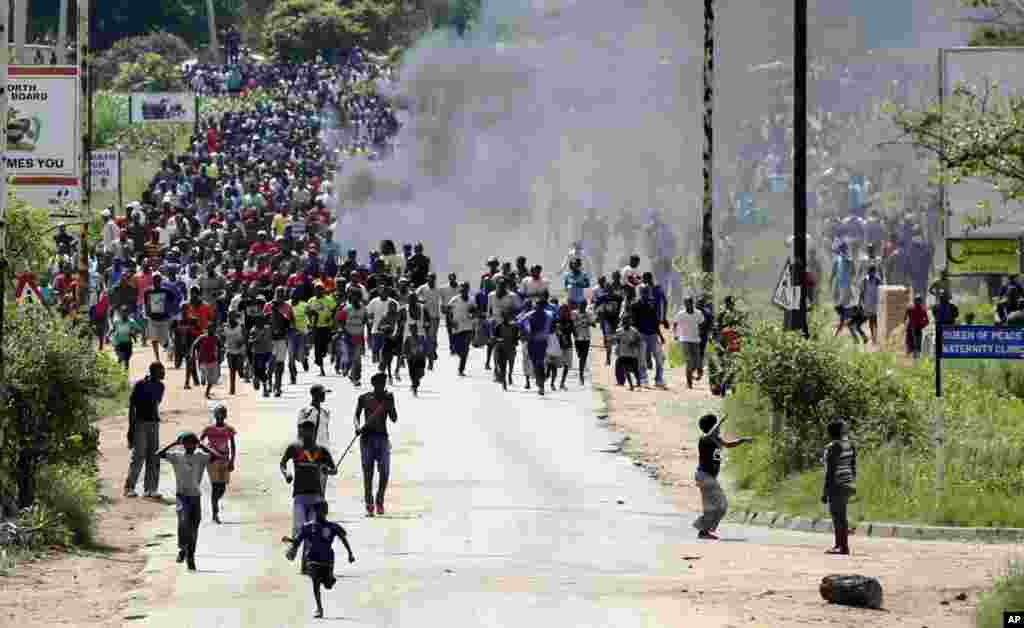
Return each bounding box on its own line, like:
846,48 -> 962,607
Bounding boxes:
592,359 -> 1016,628
0,358 -> 214,628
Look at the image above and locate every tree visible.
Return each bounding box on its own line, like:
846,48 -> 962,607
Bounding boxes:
111,52 -> 187,93
884,79 -> 1024,231
94,32 -> 194,90
3,191 -> 55,279
960,0 -> 1024,46
265,0 -> 373,60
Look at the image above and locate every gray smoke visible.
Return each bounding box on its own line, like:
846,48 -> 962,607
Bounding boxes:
333,0 -> 971,285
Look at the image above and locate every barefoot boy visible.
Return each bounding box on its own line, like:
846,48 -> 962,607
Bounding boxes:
284,502 -> 356,619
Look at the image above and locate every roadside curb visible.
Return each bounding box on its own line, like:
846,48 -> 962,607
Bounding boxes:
730,509 -> 1024,543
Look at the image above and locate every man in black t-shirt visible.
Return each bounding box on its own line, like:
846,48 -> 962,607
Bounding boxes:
280,419 -> 337,542
353,373 -> 398,517
693,414 -> 752,540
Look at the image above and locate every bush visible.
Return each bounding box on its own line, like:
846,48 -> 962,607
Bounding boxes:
732,321 -> 930,478
15,503 -> 73,548
95,32 -> 194,90
111,52 -> 187,93
35,464 -> 99,546
977,561 -> 1024,628
0,305 -> 104,508
93,92 -> 131,149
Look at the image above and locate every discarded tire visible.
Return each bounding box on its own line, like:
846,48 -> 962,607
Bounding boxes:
819,574 -> 883,609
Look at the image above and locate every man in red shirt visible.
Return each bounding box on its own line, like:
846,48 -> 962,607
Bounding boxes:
249,231 -> 278,257
182,288 -> 214,390
192,322 -> 221,399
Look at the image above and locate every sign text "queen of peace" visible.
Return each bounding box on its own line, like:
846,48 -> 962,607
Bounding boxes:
941,326 -> 1024,359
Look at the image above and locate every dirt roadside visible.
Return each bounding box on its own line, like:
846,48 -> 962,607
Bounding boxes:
0,358 -> 214,628
592,355 -> 1019,627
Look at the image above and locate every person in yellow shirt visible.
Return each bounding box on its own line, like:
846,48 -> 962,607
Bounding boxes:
306,284 -> 337,377
207,160 -> 220,181
272,210 -> 291,239
289,291 -> 312,385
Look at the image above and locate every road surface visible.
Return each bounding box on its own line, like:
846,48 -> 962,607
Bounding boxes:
121,352 -> 989,627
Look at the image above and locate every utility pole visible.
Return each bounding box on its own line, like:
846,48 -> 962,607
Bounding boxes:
0,0 -> 10,399
13,0 -> 25,64
206,0 -> 221,64
57,0 -> 68,63
77,0 -> 89,311
700,0 -> 715,297
789,0 -> 809,335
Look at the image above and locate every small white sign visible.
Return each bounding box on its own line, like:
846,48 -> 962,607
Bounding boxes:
772,259 -> 797,311
90,150 -> 119,192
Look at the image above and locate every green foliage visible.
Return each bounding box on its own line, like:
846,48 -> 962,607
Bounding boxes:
35,464 -> 99,546
3,190 -> 54,276
889,80 -> 1024,231
264,0 -> 407,60
92,92 -> 131,149
111,122 -> 193,162
95,32 -> 195,90
978,560 -> 1024,628
15,503 -> 73,548
732,322 -> 929,477
111,52 -> 187,93
0,306 -> 104,501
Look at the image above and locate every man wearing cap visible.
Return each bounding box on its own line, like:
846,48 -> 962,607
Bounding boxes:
693,414 -> 753,540
353,373 -> 397,516
144,273 -> 177,363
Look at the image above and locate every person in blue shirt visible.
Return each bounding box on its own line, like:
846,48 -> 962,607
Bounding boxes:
562,258 -> 591,307
518,294 -> 555,396
285,502 -> 355,619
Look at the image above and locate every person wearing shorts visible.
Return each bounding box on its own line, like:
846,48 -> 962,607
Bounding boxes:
144,273 -> 176,364
285,502 -> 355,619
191,322 -> 221,399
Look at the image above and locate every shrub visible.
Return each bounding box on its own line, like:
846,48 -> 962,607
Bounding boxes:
35,464 -> 99,546
92,92 -> 131,149
732,321 -> 930,477
977,561 -> 1024,628
95,32 -> 194,90
0,305 -> 104,508
15,503 -> 73,548
111,52 -> 187,93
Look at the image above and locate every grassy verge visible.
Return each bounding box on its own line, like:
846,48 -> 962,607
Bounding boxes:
978,560 -> 1024,628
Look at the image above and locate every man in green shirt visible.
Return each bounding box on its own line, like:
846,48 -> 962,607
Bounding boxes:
290,291 -> 312,385
307,284 -> 337,377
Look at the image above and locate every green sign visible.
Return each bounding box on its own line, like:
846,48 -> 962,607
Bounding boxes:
947,238 -> 1023,276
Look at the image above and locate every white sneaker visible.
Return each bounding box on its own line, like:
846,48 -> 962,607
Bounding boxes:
124,488 -> 138,498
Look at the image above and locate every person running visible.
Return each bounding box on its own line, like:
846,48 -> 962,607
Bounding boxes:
156,431 -> 225,571
289,291 -> 311,384
447,282 -> 476,376
672,297 -> 706,389
353,373 -> 398,516
336,289 -> 368,386
284,502 -> 356,619
693,414 -> 753,540
521,295 -> 555,396
403,322 -> 429,396
250,317 -> 274,397
298,384 -> 332,450
307,284 -> 337,377
611,316 -> 642,390
124,362 -> 167,499
111,305 -> 143,370
439,273 -> 459,355
280,418 -> 338,548
223,311 -> 247,395
181,288 -> 213,390
377,300 -> 403,384
144,272 -> 176,363
554,303 -> 574,390
200,405 -> 237,524
415,273 -> 442,370
191,322 -> 222,399
265,287 -> 295,396
492,312 -> 520,391
572,300 -> 595,386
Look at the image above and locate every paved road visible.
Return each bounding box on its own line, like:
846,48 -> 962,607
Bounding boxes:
127,350 -> 824,627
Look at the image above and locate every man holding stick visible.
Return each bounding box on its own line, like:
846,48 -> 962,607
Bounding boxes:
353,373 -> 398,517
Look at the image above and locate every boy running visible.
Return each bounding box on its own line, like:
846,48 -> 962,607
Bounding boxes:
402,322 -> 428,396
284,502 -> 356,619
492,312 -> 520,391
156,431 -> 225,571
199,405 -> 237,524
223,311 -> 247,395
191,322 -> 222,399
250,318 -> 274,397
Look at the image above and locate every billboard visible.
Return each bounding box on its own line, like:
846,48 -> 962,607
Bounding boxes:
90,150 -> 119,192
13,184 -> 81,217
5,66 -> 80,179
130,92 -> 196,123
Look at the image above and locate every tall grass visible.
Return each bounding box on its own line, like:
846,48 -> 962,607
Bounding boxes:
978,559 -> 1024,628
